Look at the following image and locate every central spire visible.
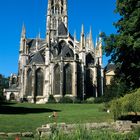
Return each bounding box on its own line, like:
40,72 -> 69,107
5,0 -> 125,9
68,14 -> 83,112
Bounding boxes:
46,0 -> 68,40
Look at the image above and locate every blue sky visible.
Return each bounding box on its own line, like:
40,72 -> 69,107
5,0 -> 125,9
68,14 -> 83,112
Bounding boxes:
0,0 -> 119,77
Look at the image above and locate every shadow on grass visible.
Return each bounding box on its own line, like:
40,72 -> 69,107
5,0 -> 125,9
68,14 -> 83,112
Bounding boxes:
0,104 -> 61,115
119,115 -> 140,123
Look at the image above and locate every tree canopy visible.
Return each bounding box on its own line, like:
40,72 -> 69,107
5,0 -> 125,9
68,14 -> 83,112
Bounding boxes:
0,74 -> 9,102
102,0 -> 140,90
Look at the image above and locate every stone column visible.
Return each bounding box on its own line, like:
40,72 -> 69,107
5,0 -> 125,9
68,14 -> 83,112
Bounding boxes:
19,69 -> 24,99
101,68 -> 104,96
43,66 -> 50,100
44,47 -> 50,101
81,63 -> 85,101
49,62 -> 54,95
93,67 -> 98,97
23,67 -> 27,97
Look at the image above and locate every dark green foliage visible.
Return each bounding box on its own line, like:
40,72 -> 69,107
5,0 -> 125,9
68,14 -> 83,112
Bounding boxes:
85,97 -> 95,104
110,99 -> 122,121
103,79 -> 127,101
102,0 -> 140,90
110,88 -> 140,120
134,127 -> 140,137
59,96 -> 73,103
0,74 -> 9,102
94,79 -> 127,103
48,94 -> 56,103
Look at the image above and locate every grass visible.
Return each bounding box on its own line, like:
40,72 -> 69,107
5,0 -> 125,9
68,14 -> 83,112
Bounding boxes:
0,102 -> 113,133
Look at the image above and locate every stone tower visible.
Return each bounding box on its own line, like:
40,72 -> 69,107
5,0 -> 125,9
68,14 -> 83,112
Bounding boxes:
46,0 -> 68,39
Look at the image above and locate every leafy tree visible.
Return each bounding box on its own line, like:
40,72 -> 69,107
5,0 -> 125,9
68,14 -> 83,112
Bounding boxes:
104,78 -> 127,101
102,0 -> 140,90
0,74 -> 9,102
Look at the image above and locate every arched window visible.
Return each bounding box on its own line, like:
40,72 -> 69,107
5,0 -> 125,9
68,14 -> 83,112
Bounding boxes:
64,64 -> 72,95
53,18 -> 56,29
58,17 -> 62,25
10,93 -> 15,100
26,69 -> 32,96
86,53 -> 95,66
35,68 -> 44,96
54,65 -> 60,95
12,77 -> 16,84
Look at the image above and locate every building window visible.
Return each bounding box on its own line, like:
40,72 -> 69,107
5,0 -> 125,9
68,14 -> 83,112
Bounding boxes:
54,65 -> 60,95
35,68 -> 44,96
63,64 -> 72,95
10,93 -> 15,100
26,69 -> 32,96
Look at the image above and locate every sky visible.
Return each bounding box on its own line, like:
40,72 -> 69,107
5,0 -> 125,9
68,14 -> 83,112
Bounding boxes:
0,0 -> 120,77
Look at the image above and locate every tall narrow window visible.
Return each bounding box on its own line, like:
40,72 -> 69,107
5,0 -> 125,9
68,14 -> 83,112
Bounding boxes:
64,64 -> 72,95
26,69 -> 32,96
54,65 -> 60,95
35,69 -> 44,96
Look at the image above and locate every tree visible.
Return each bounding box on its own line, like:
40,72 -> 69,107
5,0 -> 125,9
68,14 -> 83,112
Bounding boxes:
102,0 -> 140,90
0,74 -> 9,102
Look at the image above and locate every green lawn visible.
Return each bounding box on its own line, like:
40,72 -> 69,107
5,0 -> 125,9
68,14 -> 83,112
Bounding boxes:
0,103 -> 113,133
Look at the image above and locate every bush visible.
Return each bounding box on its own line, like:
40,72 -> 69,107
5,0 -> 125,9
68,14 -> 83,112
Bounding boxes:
59,96 -> 73,103
94,97 -> 104,103
110,88 -> 140,121
73,98 -> 82,104
48,95 -> 56,103
85,97 -> 95,104
110,99 -> 122,121
0,92 -> 5,103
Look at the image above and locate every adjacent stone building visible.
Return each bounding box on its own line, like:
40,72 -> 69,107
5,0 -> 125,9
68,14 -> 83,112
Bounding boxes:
5,0 -> 104,103
104,63 -> 116,86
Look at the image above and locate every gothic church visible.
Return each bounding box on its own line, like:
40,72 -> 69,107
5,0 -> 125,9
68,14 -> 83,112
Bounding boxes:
5,0 -> 104,103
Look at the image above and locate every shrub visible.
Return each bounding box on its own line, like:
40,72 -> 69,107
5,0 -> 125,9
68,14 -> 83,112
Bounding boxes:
94,97 -> 104,103
85,97 -> 95,104
110,99 -> 122,121
73,98 -> 81,104
0,92 -> 5,103
48,95 -> 56,103
59,96 -> 73,103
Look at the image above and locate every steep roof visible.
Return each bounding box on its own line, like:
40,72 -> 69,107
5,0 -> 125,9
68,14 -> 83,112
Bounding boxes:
105,63 -> 116,73
29,52 -> 45,64
58,22 -> 68,36
27,39 -> 46,49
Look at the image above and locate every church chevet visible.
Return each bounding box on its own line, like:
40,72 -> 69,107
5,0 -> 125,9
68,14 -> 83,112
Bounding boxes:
4,0 -> 104,103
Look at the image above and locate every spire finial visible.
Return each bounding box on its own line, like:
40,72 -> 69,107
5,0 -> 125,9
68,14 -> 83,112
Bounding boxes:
89,26 -> 92,38
81,24 -> 84,35
89,26 -> 94,50
80,24 -> 85,50
74,30 -> 76,40
21,23 -> 26,38
37,29 -> 41,39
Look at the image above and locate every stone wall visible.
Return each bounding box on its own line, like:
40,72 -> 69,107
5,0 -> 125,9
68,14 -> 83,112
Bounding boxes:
37,121 -> 140,138
1,121 -> 140,139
